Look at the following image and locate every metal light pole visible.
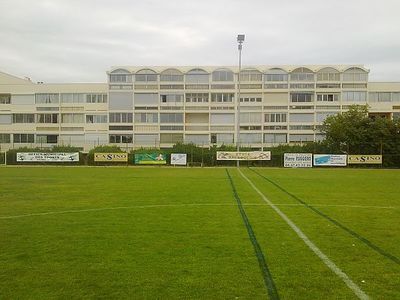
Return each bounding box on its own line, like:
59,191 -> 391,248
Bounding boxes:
236,34 -> 245,167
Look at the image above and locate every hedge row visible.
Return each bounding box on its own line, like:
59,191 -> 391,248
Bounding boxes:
2,143 -> 399,168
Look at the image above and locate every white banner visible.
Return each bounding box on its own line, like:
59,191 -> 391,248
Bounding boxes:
284,153 -> 313,168
171,153 -> 187,165
313,154 -> 347,166
17,152 -> 80,162
217,151 -> 271,161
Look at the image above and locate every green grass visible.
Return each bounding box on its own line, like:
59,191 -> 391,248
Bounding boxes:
0,167 -> 399,299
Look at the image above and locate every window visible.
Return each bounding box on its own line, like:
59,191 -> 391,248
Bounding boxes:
265,113 -> 287,123
342,91 -> 367,102
160,94 -> 183,103
185,69 -> 209,83
160,133 -> 184,143
109,125 -> 133,131
61,113 -> 85,123
210,113 -> 234,124
109,134 -> 133,143
86,114 -> 107,123
316,83 -> 341,89
134,113 -> 158,123
0,94 -> 11,104
264,83 -> 288,89
289,113 -> 314,122
392,93 -> 400,102
134,93 -> 158,105
36,135 -> 58,144
61,93 -> 85,103
37,113 -> 58,123
135,69 -> 158,82
240,112 -> 262,123
264,133 -> 287,143
265,69 -> 288,82
13,134 -> 34,143
290,93 -> 313,102
343,67 -> 368,82
86,94 -> 107,103
240,70 -> 262,81
290,68 -> 314,81
110,74 -> 131,83
211,93 -> 234,103
290,125 -> 314,130
289,134 -> 314,142
316,112 -> 339,122
369,92 -> 391,102
290,83 -> 314,89
160,113 -> 183,123
316,94 -> 339,102
160,125 -> 184,130
185,93 -> 209,103
0,134 -> 11,143
239,133 -> 262,143
160,69 -> 184,82
109,113 -> 133,123
212,69 -> 234,81
13,114 -> 35,123
240,97 -> 262,103
35,93 -> 59,104
317,68 -> 340,81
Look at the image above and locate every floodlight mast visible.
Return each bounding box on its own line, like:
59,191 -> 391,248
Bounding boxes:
236,34 -> 245,167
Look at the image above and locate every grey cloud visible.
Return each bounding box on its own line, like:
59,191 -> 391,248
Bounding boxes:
0,0 -> 400,82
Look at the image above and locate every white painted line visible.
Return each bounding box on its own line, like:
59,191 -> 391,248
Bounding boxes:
237,168 -> 370,300
0,202 -> 396,220
0,203 -> 237,220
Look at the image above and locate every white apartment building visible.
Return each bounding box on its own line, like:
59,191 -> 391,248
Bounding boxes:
0,65 -> 399,151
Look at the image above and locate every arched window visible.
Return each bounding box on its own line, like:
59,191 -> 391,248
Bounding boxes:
135,69 -> 158,82
185,69 -> 209,83
343,67 -> 368,82
240,69 -> 262,81
290,67 -> 314,81
160,69 -> 184,82
109,69 -> 132,83
265,68 -> 288,82
212,69 -> 234,82
317,67 -> 340,81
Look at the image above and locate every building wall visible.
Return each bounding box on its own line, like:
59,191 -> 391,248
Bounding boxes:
0,66 -> 400,150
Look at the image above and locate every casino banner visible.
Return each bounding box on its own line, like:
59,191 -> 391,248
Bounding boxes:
348,155 -> 382,164
216,151 -> 271,161
284,153 -> 313,168
313,154 -> 347,166
94,153 -> 128,162
134,153 -> 166,165
17,152 -> 79,162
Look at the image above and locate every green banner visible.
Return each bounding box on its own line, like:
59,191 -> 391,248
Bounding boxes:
134,153 -> 166,165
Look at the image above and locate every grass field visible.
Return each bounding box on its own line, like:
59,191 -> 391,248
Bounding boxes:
0,167 -> 399,299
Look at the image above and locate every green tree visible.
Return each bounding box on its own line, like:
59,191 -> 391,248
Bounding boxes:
321,105 -> 400,156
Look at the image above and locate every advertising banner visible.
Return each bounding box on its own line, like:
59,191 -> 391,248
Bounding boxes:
94,153 -> 128,162
284,153 -> 313,168
313,154 -> 347,166
348,155 -> 382,164
216,151 -> 271,161
134,153 -> 166,165
171,153 -> 187,165
17,152 -> 79,162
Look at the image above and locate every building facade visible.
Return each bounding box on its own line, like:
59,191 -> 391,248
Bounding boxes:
0,65 -> 400,151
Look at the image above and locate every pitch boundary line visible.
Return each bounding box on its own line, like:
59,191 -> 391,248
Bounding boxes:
249,168 -> 400,266
0,203 -> 396,220
226,169 -> 280,300
238,168 -> 369,300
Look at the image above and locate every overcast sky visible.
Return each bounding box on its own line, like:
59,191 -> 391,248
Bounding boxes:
1,0 -> 400,83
